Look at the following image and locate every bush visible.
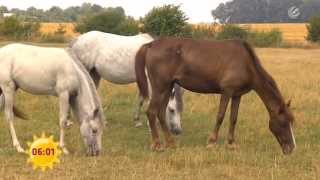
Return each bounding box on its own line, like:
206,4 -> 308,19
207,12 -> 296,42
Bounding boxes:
0,16 -> 40,40
143,4 -> 190,37
117,16 -> 140,36
248,29 -> 283,47
215,25 -> 283,47
216,25 -> 248,40
307,15 -> 320,43
75,7 -> 139,35
191,24 -> 217,40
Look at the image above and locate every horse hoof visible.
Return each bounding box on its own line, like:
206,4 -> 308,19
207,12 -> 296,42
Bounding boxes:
226,143 -> 239,151
104,120 -> 109,127
134,122 -> 143,128
165,142 -> 177,149
62,147 -> 70,155
66,120 -> 73,128
16,146 -> 25,153
151,143 -> 164,152
206,143 -> 217,149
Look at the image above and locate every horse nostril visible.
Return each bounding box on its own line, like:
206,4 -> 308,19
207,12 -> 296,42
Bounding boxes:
172,128 -> 182,135
92,129 -> 97,134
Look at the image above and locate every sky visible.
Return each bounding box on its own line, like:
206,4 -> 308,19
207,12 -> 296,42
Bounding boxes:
0,0 -> 229,23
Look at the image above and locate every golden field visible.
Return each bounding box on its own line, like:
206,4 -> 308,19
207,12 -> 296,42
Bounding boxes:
40,23 -> 309,44
40,23 -> 79,37
193,23 -> 309,44
239,23 -> 308,43
0,43 -> 319,179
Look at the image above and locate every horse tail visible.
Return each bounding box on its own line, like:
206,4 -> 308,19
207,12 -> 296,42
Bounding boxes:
0,88 -> 28,120
135,43 -> 151,99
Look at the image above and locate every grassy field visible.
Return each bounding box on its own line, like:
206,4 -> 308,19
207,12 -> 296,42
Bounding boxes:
0,44 -> 320,179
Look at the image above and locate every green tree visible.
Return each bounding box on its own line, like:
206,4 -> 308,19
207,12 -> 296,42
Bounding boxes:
75,7 -> 139,35
216,24 -> 248,40
117,16 -> 140,35
143,4 -> 190,37
0,5 -> 8,14
0,16 -> 39,40
306,15 -> 320,42
0,16 -> 22,37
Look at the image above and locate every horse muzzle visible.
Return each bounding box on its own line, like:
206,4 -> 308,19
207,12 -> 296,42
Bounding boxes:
281,143 -> 295,155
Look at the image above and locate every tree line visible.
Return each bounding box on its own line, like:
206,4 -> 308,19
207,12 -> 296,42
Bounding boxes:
0,3 -> 105,22
212,0 -> 320,23
0,3 -> 319,44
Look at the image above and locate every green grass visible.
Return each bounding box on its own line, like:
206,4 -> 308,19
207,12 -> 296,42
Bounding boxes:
0,45 -> 320,179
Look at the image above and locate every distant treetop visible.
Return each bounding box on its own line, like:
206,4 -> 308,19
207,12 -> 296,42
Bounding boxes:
212,0 -> 320,23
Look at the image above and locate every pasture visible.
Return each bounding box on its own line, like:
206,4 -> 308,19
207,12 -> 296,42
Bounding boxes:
0,44 -> 319,179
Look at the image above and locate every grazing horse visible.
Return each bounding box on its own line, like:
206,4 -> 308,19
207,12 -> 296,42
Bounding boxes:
69,31 -> 184,134
135,38 -> 296,154
0,44 -> 104,156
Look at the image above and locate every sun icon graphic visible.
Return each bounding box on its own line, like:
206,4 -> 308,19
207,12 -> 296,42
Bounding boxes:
26,132 -> 62,171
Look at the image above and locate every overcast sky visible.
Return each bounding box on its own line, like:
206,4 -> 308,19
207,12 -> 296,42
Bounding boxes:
0,0 -> 229,23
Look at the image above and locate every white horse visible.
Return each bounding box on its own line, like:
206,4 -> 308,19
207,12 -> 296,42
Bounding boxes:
69,31 -> 184,134
0,44 -> 104,156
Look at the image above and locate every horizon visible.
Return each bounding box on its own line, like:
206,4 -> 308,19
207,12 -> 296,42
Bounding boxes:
0,0 -> 229,23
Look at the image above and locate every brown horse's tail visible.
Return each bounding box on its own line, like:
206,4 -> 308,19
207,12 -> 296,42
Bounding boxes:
0,88 -> 28,120
135,43 -> 151,99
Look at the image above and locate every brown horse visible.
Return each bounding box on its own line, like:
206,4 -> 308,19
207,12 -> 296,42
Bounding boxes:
135,38 -> 296,154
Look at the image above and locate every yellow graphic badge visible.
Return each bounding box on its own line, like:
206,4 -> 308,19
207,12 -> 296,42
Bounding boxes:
26,133 -> 61,171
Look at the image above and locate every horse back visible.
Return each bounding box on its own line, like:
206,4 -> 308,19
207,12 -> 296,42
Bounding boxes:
0,44 -> 79,95
146,38 -> 254,94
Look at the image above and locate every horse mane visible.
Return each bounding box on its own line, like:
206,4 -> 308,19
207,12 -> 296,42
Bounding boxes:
242,41 -> 285,105
65,48 -> 105,121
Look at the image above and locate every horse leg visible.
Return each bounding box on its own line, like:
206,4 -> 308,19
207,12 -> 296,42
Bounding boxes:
207,94 -> 230,146
2,84 -> 24,152
133,94 -> 144,127
0,89 -> 4,110
146,96 -> 162,151
157,89 -> 176,148
90,68 -> 101,88
227,96 -> 241,148
58,91 -> 71,154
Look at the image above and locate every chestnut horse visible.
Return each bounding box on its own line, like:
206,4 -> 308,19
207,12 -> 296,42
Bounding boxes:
135,38 -> 296,154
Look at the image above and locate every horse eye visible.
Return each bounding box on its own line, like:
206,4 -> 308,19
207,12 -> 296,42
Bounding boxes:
92,129 -> 97,134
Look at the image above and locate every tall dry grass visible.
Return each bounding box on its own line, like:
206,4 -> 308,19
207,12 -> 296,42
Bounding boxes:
40,23 -> 79,37
192,23 -> 309,44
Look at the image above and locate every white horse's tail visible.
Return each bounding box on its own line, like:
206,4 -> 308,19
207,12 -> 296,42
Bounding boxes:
0,88 -> 28,120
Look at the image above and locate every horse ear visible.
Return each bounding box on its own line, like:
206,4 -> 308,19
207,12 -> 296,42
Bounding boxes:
170,89 -> 175,99
180,88 -> 185,95
93,108 -> 99,118
286,99 -> 292,107
277,104 -> 285,114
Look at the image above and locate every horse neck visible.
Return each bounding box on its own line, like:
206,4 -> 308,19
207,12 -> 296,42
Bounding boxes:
70,54 -> 99,119
253,72 -> 285,115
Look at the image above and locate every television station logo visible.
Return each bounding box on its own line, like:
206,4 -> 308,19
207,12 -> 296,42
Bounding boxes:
288,6 -> 301,19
